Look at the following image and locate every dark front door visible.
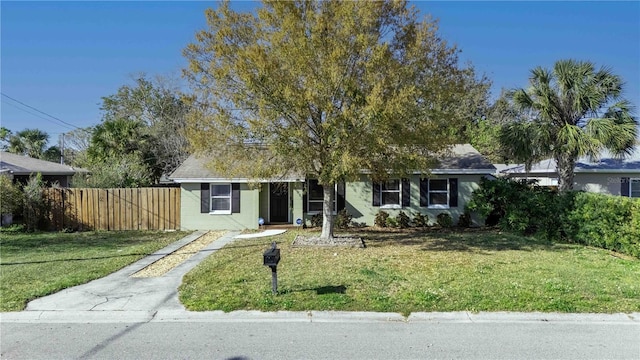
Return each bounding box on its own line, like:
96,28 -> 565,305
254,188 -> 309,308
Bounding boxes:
270,183 -> 289,223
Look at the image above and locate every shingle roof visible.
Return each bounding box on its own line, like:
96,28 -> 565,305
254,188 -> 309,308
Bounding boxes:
0,152 -> 88,175
501,146 -> 640,174
170,144 -> 495,182
432,144 -> 496,171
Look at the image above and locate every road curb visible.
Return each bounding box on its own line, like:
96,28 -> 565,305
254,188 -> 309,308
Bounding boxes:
3,310 -> 638,324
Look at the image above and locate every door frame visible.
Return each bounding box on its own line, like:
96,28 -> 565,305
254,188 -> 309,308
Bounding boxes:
268,182 -> 290,223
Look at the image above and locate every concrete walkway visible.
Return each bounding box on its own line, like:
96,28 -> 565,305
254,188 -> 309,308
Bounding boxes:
24,230 -> 240,313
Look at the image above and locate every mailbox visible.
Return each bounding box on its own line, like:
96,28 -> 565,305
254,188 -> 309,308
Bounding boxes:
263,243 -> 280,267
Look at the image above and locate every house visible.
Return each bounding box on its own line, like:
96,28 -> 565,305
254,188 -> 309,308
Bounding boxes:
500,147 -> 640,197
169,144 -> 496,230
0,151 -> 88,187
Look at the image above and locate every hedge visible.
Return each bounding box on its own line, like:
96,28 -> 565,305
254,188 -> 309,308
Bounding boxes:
565,192 -> 640,258
468,178 -> 640,258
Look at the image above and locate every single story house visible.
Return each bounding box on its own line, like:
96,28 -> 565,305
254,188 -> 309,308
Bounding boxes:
500,147 -> 640,198
0,151 -> 87,187
169,144 -> 496,230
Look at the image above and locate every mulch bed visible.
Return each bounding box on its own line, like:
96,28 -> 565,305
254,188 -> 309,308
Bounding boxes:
291,235 -> 365,248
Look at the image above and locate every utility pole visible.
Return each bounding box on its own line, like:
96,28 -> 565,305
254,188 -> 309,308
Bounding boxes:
59,133 -> 65,164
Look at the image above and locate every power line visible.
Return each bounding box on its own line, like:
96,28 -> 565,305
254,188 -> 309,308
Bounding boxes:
1,101 -> 77,131
1,92 -> 90,132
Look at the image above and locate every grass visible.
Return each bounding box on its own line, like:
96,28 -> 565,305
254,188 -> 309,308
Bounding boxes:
179,228 -> 640,315
0,230 -> 190,311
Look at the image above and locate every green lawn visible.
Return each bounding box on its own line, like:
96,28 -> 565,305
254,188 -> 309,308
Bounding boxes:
0,230 -> 190,311
180,229 -> 640,315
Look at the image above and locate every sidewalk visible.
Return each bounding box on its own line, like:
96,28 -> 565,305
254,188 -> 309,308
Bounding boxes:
22,230 -> 240,313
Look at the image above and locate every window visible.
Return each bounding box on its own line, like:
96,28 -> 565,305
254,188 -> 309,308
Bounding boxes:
307,180 -> 336,213
210,184 -> 231,214
373,179 -> 410,208
631,179 -> 640,198
428,179 -> 449,208
381,180 -> 401,207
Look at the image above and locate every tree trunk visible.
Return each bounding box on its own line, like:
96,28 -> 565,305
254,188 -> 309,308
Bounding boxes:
320,184 -> 335,241
556,154 -> 576,192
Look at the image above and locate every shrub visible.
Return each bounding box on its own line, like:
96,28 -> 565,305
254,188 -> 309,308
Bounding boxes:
374,210 -> 389,227
385,216 -> 398,228
395,211 -> 411,228
0,223 -> 25,233
466,177 -> 570,239
22,174 -> 49,232
457,211 -> 472,228
436,213 -> 453,228
0,176 -> 21,215
310,213 -> 323,228
412,212 -> 428,228
335,208 -> 353,229
565,192 -> 639,258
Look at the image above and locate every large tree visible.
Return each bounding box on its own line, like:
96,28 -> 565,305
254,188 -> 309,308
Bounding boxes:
465,90 -> 523,164
501,59 -> 638,191
100,75 -> 191,177
80,118 -> 154,188
183,0 -> 486,240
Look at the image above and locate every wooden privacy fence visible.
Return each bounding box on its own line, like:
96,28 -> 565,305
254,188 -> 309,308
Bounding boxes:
43,188 -> 181,231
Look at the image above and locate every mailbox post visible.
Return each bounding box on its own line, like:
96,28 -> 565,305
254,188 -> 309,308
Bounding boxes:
263,242 -> 281,295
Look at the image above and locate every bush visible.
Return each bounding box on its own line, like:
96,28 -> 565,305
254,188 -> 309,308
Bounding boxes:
310,213 -> 323,228
0,176 -> 21,217
374,210 -> 389,227
412,212 -> 428,228
468,178 -> 639,258
385,216 -> 398,228
0,223 -> 25,233
436,213 -> 453,228
22,174 -> 49,232
395,211 -> 411,228
467,177 -> 571,239
565,192 -> 639,258
335,208 -> 353,229
457,211 -> 472,228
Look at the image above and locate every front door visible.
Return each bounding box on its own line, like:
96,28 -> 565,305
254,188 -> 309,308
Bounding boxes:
270,183 -> 289,223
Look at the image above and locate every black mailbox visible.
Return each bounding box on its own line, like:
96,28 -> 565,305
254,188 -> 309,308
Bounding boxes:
263,243 -> 280,267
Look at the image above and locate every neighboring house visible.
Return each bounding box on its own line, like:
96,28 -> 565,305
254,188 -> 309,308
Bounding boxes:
500,146 -> 640,197
169,144 -> 496,230
0,151 -> 88,187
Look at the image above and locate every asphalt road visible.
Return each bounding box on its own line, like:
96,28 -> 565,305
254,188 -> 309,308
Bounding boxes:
2,314 -> 639,359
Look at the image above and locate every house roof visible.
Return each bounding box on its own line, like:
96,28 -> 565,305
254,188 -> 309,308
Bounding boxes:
429,144 -> 496,173
501,146 -> 640,175
170,144 -> 495,183
0,152 -> 88,176
169,155 -> 306,183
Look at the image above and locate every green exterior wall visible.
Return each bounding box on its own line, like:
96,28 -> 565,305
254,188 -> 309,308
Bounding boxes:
180,176 -> 486,230
180,183 -> 260,230
344,174 -> 485,226
291,182 -> 304,226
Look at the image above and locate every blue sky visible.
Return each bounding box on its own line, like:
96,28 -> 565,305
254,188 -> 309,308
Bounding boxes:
2,1 -> 639,145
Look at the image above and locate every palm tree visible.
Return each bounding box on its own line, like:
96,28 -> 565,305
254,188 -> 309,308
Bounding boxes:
501,59 -> 638,191
6,129 -> 50,160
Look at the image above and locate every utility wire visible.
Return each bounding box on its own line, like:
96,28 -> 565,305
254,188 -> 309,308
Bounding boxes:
1,101 -> 77,131
1,92 -> 90,132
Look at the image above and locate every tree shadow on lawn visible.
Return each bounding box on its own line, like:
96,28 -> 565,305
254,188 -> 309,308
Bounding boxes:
280,285 -> 348,295
350,228 -> 566,253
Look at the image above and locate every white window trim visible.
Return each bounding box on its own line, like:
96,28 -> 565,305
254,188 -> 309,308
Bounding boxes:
307,180 -> 337,215
380,180 -> 402,209
428,179 -> 450,209
630,178 -> 640,198
210,183 -> 232,215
